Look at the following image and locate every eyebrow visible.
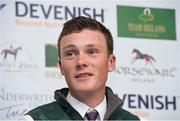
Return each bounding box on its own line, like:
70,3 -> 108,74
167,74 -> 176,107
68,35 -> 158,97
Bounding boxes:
62,44 -> 102,50
62,44 -> 76,50
85,44 -> 102,48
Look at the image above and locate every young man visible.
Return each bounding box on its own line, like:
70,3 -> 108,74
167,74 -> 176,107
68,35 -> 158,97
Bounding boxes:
25,16 -> 140,120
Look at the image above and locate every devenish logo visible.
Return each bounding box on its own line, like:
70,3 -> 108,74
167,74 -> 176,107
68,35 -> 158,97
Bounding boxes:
15,1 -> 105,23
131,48 -> 156,66
122,94 -> 176,110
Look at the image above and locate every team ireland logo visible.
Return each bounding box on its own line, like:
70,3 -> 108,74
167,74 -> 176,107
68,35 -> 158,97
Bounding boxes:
117,5 -> 176,40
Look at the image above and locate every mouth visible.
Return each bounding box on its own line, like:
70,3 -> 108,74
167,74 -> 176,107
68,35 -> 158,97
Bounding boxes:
75,73 -> 93,79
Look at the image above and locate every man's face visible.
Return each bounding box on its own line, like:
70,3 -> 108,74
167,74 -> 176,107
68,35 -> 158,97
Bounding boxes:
59,29 -> 115,95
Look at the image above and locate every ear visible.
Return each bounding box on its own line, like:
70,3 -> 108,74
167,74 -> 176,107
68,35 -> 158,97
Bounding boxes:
58,60 -> 64,75
108,54 -> 116,72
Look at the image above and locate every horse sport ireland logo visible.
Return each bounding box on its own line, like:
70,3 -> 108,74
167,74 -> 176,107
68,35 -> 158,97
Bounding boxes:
1,45 -> 22,61
131,49 -> 156,66
0,42 -> 39,73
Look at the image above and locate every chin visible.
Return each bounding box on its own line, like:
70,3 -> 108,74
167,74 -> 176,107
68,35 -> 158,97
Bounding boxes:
75,86 -> 95,92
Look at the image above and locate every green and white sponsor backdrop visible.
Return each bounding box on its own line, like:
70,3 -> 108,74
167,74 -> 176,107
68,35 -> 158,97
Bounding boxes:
0,0 -> 180,120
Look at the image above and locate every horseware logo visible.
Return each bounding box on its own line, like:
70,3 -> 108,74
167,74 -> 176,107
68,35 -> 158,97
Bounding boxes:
1,45 -> 22,61
139,8 -> 154,23
131,48 -> 156,66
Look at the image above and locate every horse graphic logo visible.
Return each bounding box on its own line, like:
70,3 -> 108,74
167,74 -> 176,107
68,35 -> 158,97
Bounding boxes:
131,48 -> 156,66
1,45 -> 22,61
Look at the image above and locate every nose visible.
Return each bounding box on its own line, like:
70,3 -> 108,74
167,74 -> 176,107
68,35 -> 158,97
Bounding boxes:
76,52 -> 88,69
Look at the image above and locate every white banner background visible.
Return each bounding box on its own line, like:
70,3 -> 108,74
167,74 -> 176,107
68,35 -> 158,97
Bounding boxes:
0,0 -> 180,120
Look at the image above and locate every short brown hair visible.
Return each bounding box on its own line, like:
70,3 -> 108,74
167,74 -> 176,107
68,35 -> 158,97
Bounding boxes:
57,16 -> 113,58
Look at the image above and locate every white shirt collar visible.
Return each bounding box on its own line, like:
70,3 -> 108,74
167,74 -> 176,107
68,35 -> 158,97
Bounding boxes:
66,92 -> 107,120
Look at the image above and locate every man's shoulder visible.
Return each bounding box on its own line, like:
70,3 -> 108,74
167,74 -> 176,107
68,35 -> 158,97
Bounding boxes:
26,100 -> 82,120
26,101 -> 67,120
28,101 -> 59,113
110,106 -> 140,120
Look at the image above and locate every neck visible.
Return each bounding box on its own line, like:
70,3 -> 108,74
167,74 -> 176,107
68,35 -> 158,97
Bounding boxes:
70,88 -> 106,108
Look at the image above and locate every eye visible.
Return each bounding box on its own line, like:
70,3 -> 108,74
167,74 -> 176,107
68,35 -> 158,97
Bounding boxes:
88,49 -> 98,55
64,51 -> 78,58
